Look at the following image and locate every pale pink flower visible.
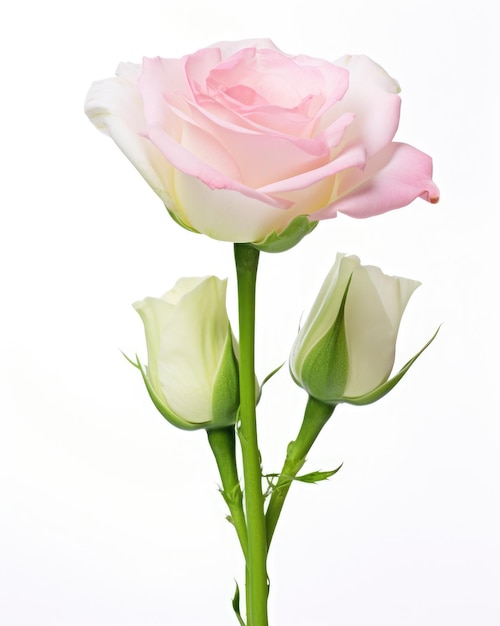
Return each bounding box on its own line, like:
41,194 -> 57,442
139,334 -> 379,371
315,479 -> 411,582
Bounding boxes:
85,40 -> 439,244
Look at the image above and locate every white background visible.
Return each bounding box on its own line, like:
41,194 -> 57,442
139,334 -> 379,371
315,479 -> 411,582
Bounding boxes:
1,0 -> 498,624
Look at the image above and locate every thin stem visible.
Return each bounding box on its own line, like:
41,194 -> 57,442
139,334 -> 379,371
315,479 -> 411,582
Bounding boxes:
207,427 -> 248,559
234,243 -> 268,626
266,396 -> 336,548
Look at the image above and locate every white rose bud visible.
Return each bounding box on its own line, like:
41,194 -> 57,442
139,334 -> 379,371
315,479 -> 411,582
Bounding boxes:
132,276 -> 239,430
290,253 -> 426,405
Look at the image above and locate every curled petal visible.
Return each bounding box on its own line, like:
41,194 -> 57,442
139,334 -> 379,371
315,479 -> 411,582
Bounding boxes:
316,143 -> 439,220
329,55 -> 402,157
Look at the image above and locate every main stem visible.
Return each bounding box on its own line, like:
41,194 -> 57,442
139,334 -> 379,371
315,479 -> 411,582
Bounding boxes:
234,243 -> 268,626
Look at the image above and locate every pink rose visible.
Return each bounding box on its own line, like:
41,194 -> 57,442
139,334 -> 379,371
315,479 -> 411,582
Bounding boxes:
85,39 -> 439,244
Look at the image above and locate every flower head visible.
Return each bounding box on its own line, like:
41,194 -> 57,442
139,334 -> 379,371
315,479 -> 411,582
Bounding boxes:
85,40 -> 439,247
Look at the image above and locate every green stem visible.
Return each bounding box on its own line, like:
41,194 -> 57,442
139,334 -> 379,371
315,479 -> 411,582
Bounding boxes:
234,243 -> 268,626
266,396 -> 336,548
207,427 -> 248,560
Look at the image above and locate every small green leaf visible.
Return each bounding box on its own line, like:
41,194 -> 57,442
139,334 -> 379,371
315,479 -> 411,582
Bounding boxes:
263,465 -> 342,490
295,464 -> 343,483
251,215 -> 318,253
232,582 -> 246,626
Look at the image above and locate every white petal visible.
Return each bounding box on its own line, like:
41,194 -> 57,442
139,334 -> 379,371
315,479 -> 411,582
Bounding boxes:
158,278 -> 228,422
84,64 -> 175,207
343,266 -> 419,396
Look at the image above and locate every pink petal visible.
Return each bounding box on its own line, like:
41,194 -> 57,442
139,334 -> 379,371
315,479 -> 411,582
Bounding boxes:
321,55 -> 402,158
138,57 -> 193,124
211,38 -> 283,60
292,54 -> 350,110
317,112 -> 356,149
259,144 -> 366,195
183,47 -> 223,95
314,142 -> 439,220
182,91 -> 329,154
163,96 -> 332,188
146,124 -> 291,208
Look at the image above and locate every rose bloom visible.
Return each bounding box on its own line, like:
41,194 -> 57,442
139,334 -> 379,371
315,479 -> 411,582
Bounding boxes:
85,39 -> 439,244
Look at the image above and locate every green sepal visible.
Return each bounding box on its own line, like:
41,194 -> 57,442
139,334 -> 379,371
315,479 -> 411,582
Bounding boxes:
260,362 -> 285,390
251,215 -> 318,253
121,350 -> 140,369
231,582 -> 247,626
255,361 -> 283,406
296,276 -> 351,404
295,464 -> 343,483
131,355 -> 210,431
211,326 -> 240,429
165,205 -> 200,234
341,326 -> 441,406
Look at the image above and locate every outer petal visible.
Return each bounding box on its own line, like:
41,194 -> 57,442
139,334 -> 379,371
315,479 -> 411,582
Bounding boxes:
139,56 -> 197,123
172,170 -> 293,242
325,55 -> 401,158
132,294 -> 173,407
84,63 -> 175,207
315,142 -> 439,220
159,278 -> 229,423
343,267 -> 420,396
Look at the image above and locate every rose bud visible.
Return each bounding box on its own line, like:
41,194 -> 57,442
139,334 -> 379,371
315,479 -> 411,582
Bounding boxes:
290,254 -> 432,405
132,276 -> 239,430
